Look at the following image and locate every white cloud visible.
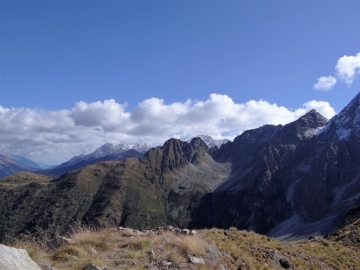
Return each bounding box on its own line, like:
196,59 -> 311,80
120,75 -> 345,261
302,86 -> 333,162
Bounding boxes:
335,53 -> 360,85
314,52 -> 360,90
71,99 -> 130,131
0,95 -> 336,164
313,76 -> 337,91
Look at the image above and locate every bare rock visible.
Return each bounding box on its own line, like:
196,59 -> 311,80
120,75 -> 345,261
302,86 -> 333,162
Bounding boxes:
162,235 -> 170,243
181,229 -> 190,235
279,258 -> 290,269
84,263 -> 108,270
0,244 -> 41,270
189,255 -> 205,264
39,262 -> 56,270
157,245 -> 164,252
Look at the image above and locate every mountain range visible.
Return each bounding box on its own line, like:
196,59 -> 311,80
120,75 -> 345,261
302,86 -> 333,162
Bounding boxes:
0,92 -> 360,243
0,136 -> 230,178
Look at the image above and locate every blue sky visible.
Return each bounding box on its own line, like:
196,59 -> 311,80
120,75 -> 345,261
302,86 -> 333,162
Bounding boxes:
0,0 -> 359,164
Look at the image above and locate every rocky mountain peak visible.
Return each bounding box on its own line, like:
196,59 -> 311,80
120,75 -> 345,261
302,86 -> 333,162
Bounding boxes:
152,138 -> 209,172
96,143 -> 115,151
117,142 -> 151,153
161,137 -> 208,154
91,143 -> 116,158
189,135 -> 230,148
284,109 -> 328,139
318,92 -> 360,140
340,92 -> 360,115
298,109 -> 328,124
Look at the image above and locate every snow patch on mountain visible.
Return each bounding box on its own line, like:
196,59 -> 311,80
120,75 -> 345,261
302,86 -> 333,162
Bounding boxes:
87,142 -> 152,160
317,93 -> 360,140
117,143 -> 151,153
188,135 -> 230,148
62,143 -> 152,167
304,126 -> 325,138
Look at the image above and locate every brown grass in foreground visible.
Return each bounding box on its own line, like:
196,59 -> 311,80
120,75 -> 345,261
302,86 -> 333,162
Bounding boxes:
6,226 -> 360,270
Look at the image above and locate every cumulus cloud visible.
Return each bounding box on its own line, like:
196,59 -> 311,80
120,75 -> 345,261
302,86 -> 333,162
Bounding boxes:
71,99 -> 130,131
313,76 -> 337,90
0,95 -> 336,164
314,52 -> 360,90
335,53 -> 360,85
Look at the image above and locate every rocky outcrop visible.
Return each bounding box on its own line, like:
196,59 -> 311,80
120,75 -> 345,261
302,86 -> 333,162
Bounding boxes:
0,244 -> 40,270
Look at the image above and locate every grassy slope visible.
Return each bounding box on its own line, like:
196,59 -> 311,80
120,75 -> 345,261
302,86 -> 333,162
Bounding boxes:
9,227 -> 360,270
0,159 -> 170,240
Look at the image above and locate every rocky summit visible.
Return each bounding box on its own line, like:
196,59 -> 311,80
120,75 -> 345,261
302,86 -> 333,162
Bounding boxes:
1,93 -> 360,243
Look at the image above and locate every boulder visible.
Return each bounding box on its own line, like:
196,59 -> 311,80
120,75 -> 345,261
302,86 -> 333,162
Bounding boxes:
162,235 -> 170,243
189,255 -> 205,264
0,244 -> 41,270
181,229 -> 190,235
84,263 -> 108,270
279,258 -> 290,269
39,262 -> 56,270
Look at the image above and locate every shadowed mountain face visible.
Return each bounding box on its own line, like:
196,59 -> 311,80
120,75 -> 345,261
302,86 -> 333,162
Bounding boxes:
192,94 -> 360,239
10,155 -> 42,169
190,109 -> 330,234
1,93 -> 360,241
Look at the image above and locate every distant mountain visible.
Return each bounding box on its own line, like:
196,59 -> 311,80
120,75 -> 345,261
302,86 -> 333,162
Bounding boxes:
187,135 -> 230,148
10,155 -> 42,169
37,162 -> 58,170
41,142 -> 152,176
64,142 -> 152,165
83,142 -> 151,160
0,154 -> 34,178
